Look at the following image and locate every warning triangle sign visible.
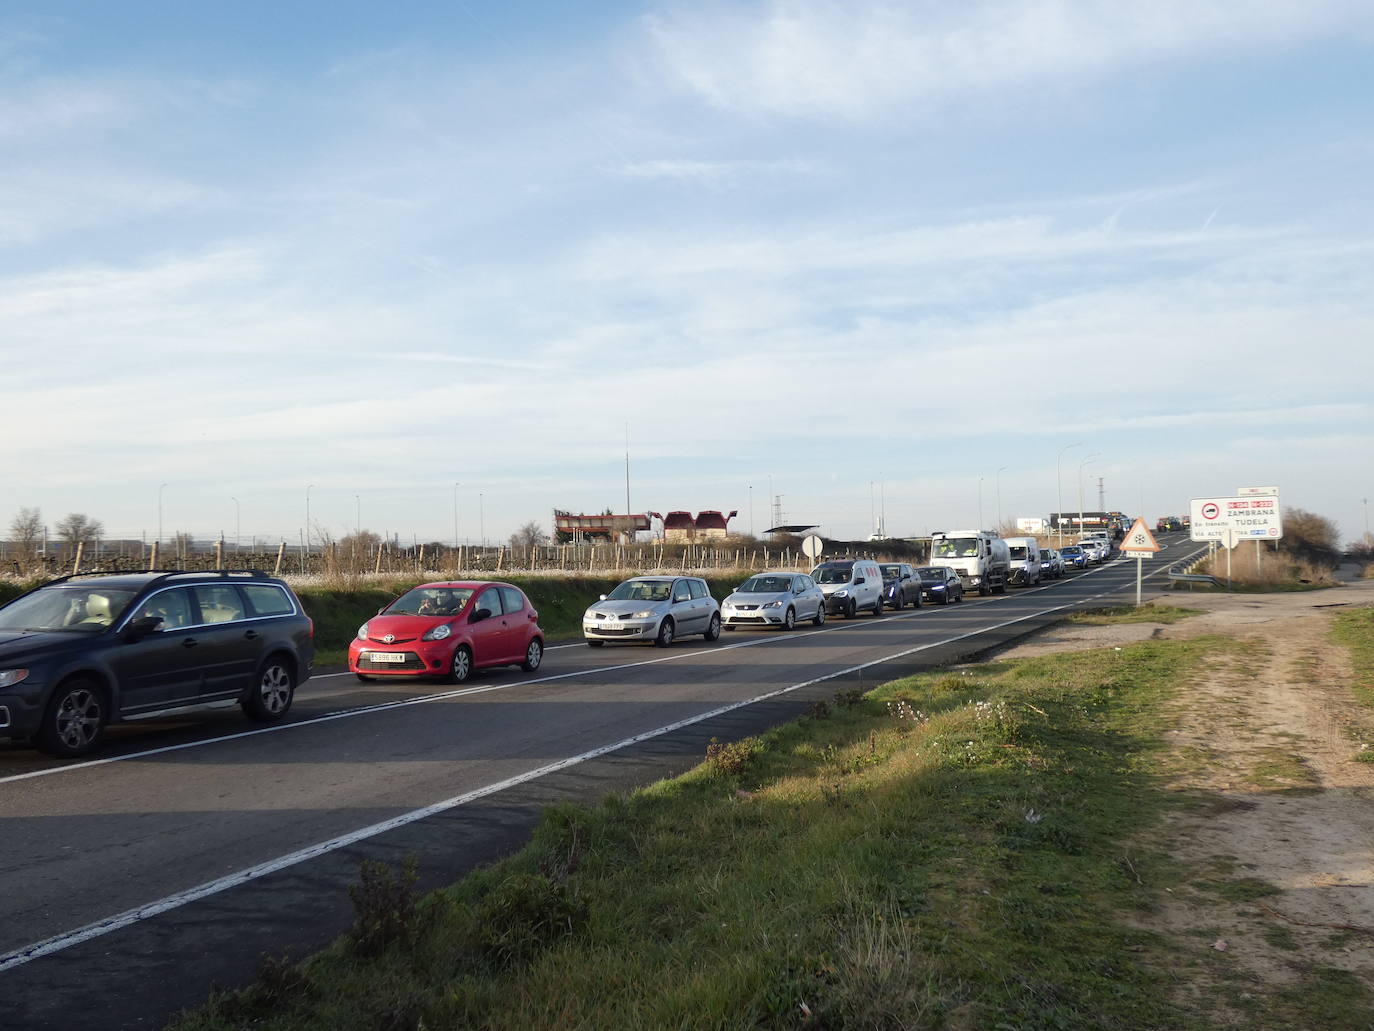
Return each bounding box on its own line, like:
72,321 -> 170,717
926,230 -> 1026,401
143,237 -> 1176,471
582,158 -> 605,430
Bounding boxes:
1122,518 -> 1160,552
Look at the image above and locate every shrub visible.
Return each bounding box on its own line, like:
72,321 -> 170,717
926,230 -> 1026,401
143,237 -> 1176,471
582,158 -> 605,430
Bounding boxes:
347,857 -> 429,956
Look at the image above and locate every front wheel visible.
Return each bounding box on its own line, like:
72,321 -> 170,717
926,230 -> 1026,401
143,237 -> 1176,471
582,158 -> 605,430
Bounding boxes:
812,604 -> 826,626
39,679 -> 106,757
655,618 -> 675,648
449,645 -> 473,683
782,607 -> 796,631
704,613 -> 722,642
845,599 -> 857,619
889,593 -> 903,612
244,658 -> 295,722
978,583 -> 991,597
872,596 -> 884,617
522,638 -> 543,672
586,638 -> 605,648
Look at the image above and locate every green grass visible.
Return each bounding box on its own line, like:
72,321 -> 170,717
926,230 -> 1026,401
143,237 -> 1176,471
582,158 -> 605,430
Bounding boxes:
171,636 -> 1284,1031
1069,603 -> 1202,625
297,573 -> 753,667
1331,606 -> 1374,708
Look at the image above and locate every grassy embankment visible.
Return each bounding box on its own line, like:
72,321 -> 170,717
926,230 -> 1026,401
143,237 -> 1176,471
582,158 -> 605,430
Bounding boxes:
166,619 -> 1374,1031
1068,603 -> 1202,625
298,573 -> 752,667
1332,606 -> 1374,763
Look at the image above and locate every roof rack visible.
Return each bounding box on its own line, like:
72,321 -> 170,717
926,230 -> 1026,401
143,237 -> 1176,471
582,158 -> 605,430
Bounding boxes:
35,569 -> 274,588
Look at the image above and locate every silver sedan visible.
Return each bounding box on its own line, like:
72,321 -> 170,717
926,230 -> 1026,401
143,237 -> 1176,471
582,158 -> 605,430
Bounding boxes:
583,576 -> 721,648
721,572 -> 826,631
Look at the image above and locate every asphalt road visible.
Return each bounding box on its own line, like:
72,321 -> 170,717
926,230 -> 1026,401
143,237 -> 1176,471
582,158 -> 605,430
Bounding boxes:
0,535 -> 1204,1030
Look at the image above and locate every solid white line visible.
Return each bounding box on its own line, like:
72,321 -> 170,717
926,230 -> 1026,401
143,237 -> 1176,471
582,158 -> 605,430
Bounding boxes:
0,553 -> 1201,973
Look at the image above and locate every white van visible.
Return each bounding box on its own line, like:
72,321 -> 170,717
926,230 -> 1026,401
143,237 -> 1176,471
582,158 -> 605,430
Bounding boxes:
811,559 -> 885,618
1003,536 -> 1042,586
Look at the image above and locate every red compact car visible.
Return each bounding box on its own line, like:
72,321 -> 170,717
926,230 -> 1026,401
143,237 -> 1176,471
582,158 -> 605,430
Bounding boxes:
348,581 -> 544,683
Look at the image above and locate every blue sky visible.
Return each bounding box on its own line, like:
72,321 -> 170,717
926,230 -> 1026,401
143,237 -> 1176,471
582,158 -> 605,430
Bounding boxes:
3,1 -> 1372,547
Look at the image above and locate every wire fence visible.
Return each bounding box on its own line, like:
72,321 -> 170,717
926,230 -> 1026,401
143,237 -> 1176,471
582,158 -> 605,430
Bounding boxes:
1,537 -> 933,583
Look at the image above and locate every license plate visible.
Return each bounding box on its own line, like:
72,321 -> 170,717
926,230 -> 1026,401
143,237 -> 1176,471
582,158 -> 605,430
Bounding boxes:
368,651 -> 407,663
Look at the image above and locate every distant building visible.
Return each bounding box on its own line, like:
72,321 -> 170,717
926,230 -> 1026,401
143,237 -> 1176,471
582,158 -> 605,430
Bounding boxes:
663,510 -> 739,541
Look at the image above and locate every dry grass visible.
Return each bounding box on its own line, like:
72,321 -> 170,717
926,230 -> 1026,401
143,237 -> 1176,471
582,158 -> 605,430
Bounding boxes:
1200,545 -> 1337,589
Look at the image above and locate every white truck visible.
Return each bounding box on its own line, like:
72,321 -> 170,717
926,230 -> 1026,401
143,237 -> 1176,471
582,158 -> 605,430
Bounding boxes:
929,531 -> 1010,596
1003,536 -> 1043,586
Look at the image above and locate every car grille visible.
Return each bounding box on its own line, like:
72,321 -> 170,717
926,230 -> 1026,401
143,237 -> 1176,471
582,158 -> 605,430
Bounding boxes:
587,625 -> 638,635
729,616 -> 767,624
733,604 -> 759,611
366,634 -> 419,644
357,652 -> 426,671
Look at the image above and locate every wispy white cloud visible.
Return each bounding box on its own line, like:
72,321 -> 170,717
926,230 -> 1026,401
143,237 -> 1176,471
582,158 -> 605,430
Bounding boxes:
646,0 -> 1374,122
615,156 -> 820,186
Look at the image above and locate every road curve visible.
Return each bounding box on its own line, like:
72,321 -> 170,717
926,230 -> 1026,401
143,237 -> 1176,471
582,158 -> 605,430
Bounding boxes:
0,536 -> 1203,1030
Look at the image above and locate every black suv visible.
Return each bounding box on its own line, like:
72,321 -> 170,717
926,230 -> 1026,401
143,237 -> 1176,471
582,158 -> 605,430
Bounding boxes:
0,570 -> 314,757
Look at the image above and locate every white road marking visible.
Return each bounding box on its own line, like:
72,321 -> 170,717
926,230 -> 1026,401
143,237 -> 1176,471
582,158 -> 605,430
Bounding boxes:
0,550 -> 1204,973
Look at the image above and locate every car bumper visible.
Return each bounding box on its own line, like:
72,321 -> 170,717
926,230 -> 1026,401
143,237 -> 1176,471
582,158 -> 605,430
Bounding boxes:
350,641 -> 454,676
583,619 -> 658,641
0,674 -> 52,739
921,586 -> 949,600
722,606 -> 789,626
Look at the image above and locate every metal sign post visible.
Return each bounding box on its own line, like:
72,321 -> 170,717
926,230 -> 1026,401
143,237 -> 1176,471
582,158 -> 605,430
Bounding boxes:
1120,518 -> 1160,606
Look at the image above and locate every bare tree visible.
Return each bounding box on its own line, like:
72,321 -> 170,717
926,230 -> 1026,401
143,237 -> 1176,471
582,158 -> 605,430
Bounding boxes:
55,512 -> 103,548
508,521 -> 549,552
9,507 -> 43,560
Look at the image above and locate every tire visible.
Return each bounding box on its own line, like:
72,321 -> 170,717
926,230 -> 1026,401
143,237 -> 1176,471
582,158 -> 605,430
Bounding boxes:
889,593 -> 903,612
872,595 -> 883,617
782,607 -> 796,631
586,638 -> 604,648
655,618 -> 675,648
704,613 -> 722,642
355,672 -> 372,682
449,645 -> 473,683
724,625 -> 737,632
812,604 -> 826,626
912,591 -> 921,609
938,592 -> 950,605
845,599 -> 857,619
38,678 -> 106,757
522,638 -> 543,672
978,583 -> 991,597
993,580 -> 1007,595
244,657 -> 295,722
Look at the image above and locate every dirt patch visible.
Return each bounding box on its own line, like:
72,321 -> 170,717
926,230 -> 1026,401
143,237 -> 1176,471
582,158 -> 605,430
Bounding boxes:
998,579 -> 1374,1021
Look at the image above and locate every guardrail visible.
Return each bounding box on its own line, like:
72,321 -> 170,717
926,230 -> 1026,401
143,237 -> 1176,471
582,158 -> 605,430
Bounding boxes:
1167,547 -> 1225,589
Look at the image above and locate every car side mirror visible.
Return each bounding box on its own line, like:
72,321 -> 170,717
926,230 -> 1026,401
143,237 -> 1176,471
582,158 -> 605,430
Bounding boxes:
377,605 -> 388,615
598,594 -> 607,601
471,607 -> 492,622
124,615 -> 163,640
853,576 -> 865,585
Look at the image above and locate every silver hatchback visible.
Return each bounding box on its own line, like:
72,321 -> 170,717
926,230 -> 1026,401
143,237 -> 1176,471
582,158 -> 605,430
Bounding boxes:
721,572 -> 825,631
583,576 -> 722,648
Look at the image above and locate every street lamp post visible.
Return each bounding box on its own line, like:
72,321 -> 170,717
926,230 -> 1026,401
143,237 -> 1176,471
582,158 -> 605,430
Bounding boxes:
305,484 -> 314,556
230,496 -> 240,554
1056,442 -> 1082,547
355,495 -> 361,537
1078,453 -> 1101,539
479,493 -> 485,549
978,477 -> 984,530
157,482 -> 168,554
453,482 -> 460,549
996,466 -> 1007,532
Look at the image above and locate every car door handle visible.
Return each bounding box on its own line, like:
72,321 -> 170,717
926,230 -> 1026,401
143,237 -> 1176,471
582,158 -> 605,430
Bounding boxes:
182,638 -> 198,648
243,630 -> 259,640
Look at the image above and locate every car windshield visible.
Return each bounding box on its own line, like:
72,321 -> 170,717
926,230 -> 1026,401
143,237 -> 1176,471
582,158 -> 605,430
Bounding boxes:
1062,547 -> 1082,555
738,576 -> 792,594
385,587 -> 474,616
607,579 -> 672,602
879,565 -> 902,580
812,564 -> 855,584
915,567 -> 945,582
0,585 -> 138,633
932,538 -> 980,558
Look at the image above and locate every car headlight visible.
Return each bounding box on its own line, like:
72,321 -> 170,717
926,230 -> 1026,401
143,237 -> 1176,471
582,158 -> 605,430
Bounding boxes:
834,589 -> 849,598
764,600 -> 783,608
631,610 -> 655,619
356,622 -> 369,640
422,624 -> 452,641
0,668 -> 29,689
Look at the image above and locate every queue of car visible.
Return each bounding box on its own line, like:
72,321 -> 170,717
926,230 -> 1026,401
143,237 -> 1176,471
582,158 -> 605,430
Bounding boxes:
0,533 -> 1116,757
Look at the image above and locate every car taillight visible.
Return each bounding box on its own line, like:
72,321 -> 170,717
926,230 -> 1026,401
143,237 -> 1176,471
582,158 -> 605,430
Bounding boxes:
307,617 -> 315,638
